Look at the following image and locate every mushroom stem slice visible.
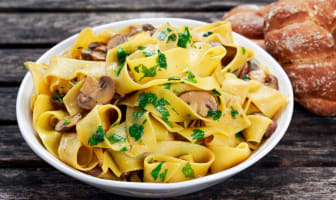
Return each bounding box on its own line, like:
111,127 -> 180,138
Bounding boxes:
55,113 -> 82,133
179,91 -> 218,117
106,34 -> 127,50
264,74 -> 279,90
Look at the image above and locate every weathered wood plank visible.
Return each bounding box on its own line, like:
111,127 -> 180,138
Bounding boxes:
0,0 -> 275,11
0,12 -> 226,45
1,103 -> 336,167
0,167 -> 335,200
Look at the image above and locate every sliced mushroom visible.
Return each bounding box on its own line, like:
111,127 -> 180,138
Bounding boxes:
239,61 -> 259,79
128,24 -> 156,37
264,120 -> 277,138
106,34 -> 127,50
80,48 -> 93,60
85,167 -> 103,177
88,42 -> 106,50
208,42 -> 223,47
179,91 -> 218,117
264,74 -> 279,90
90,51 -> 106,61
77,76 -> 115,110
142,24 -> 156,35
120,172 -> 131,179
55,113 -> 82,133
81,42 -> 107,61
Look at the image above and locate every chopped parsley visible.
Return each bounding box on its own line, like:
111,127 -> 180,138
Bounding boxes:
173,90 -> 180,94
231,106 -> 239,119
177,26 -> 192,48
133,109 -> 146,118
63,118 -> 71,125
243,75 -> 251,81
107,134 -> 126,144
186,71 -> 197,83
241,47 -> 246,55
112,121 -> 120,127
235,130 -> 244,138
208,110 -> 222,121
203,32 -> 213,37
167,33 -> 177,43
138,92 -> 158,109
142,119 -> 147,125
149,158 -> 154,164
211,89 -> 221,96
191,129 -> 205,141
143,51 -> 156,57
129,123 -> 144,142
52,92 -> 64,104
227,68 -> 231,72
88,125 -> 105,146
138,64 -> 158,81
160,169 -> 168,182
151,162 -> 164,181
156,105 -> 170,122
158,31 -> 167,41
182,162 -> 195,178
116,47 -> 128,63
187,114 -> 191,118
167,28 -> 172,33
163,83 -> 172,89
119,147 -> 128,152
137,46 -> 146,50
115,61 -> 125,76
157,50 -> 167,69
168,77 -> 181,81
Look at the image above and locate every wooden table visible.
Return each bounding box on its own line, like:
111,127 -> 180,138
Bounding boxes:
1,0 -> 336,199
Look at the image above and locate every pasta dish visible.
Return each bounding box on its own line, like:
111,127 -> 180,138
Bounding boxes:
25,22 -> 287,183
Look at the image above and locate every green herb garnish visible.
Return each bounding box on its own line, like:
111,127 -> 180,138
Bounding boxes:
167,28 -> 172,33
241,47 -> 246,55
182,162 -> 195,178
208,110 -> 222,121
63,118 -> 71,125
137,46 -> 146,50
152,162 -> 164,180
52,92 -> 64,104
157,50 -> 167,69
116,47 -> 128,63
186,71 -> 197,83
143,51 -> 156,57
119,147 -> 128,152
167,33 -> 177,43
160,169 -> 168,182
88,125 -> 105,146
129,123 -> 144,142
211,89 -> 221,96
235,130 -> 244,138
163,83 -> 172,89
231,106 -> 239,119
243,75 -> 250,81
173,90 -> 180,94
191,129 -> 205,141
107,134 -> 126,144
115,61 -> 125,76
177,26 -> 192,48
168,77 -> 181,81
138,64 -> 158,81
158,31 -> 167,41
133,109 -> 146,118
203,32 -> 213,37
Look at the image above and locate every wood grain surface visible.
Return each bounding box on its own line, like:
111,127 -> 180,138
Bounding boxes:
0,0 -> 335,199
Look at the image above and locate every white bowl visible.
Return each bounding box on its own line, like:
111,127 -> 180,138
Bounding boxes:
16,18 -> 294,198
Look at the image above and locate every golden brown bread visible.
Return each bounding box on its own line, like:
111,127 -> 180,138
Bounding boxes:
264,0 -> 336,116
222,4 -> 266,48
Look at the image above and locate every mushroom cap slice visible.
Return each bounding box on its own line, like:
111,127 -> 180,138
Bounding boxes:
96,76 -> 115,104
55,113 -> 82,133
106,34 -> 127,50
179,91 -> 218,117
264,74 -> 279,90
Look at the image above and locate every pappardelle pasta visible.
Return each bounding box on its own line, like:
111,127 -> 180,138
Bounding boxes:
25,22 -> 287,183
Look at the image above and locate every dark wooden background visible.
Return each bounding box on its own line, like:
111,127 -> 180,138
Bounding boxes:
1,0 -> 336,199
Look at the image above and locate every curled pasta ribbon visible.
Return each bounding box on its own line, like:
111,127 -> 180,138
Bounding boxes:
25,62 -> 50,96
244,115 -> 272,144
205,134 -> 251,173
143,141 -> 215,183
33,95 -> 54,130
67,28 -> 117,59
109,150 -> 144,173
191,21 -> 233,44
58,133 -> 98,171
63,80 -> 84,116
76,105 -> 122,147
36,110 -> 68,157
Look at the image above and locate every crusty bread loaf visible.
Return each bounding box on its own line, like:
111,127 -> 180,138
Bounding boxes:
222,4 -> 267,48
264,0 -> 336,116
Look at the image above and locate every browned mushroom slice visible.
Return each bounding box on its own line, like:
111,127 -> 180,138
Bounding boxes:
179,91 -> 218,117
81,48 -> 93,60
264,74 -> 279,90
55,113 -> 82,133
106,34 -> 127,50
264,120 -> 277,138
77,76 -> 115,110
128,26 -> 144,37
239,61 -> 259,79
88,42 -> 106,50
142,24 -> 156,35
81,42 -> 107,61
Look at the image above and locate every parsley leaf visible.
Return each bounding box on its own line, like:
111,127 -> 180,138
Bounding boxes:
167,33 -> 177,43
137,46 -> 146,50
163,83 -> 172,89
158,31 -> 167,41
119,147 -> 128,152
208,110 -> 222,120
241,47 -> 246,55
231,106 -> 239,119
182,162 -> 195,178
107,134 -> 126,144
186,71 -> 197,83
235,130 -> 244,138
156,106 -> 170,122
133,109 -> 146,118
157,98 -> 170,106
167,28 -> 172,33
88,125 -> 105,146
203,32 -> 213,37
63,118 -> 71,125
116,47 -> 128,63
129,123 -> 144,142
143,51 -> 156,57
160,169 -> 168,182
115,61 -> 125,76
52,92 -> 64,104
152,162 -> 164,181
138,64 -> 158,81
191,129 -> 205,141
177,26 -> 192,48
168,77 -> 181,81
138,92 -> 158,109
157,50 -> 167,69
243,75 -> 251,81
211,89 -> 221,96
